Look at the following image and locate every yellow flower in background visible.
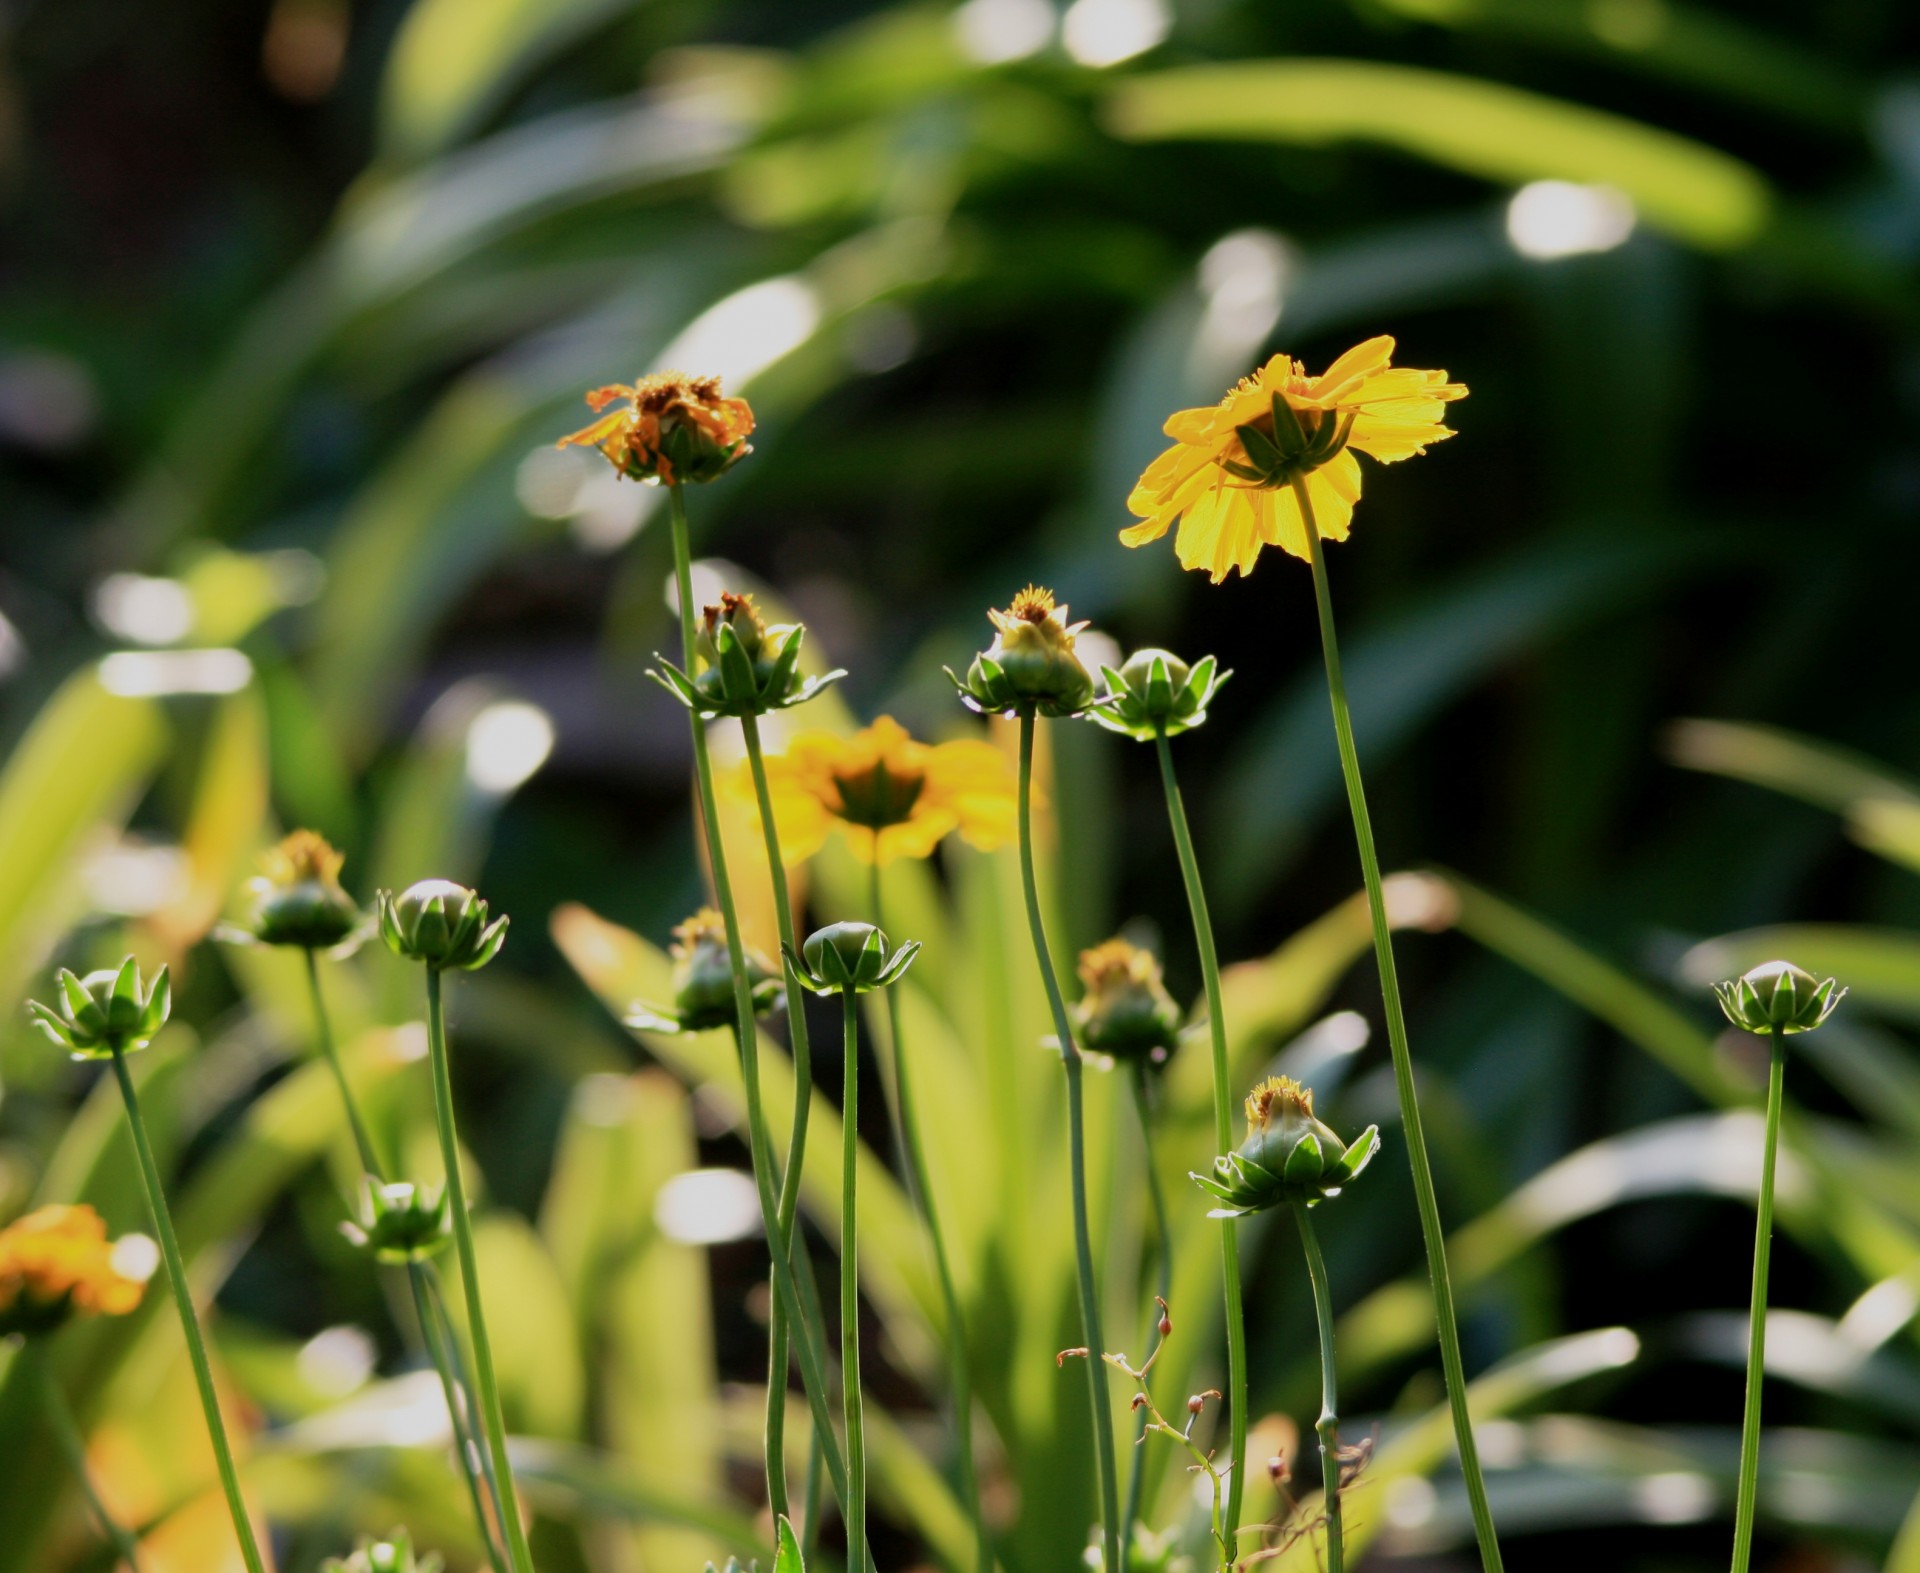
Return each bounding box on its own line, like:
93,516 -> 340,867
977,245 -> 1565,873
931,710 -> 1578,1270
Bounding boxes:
558,370 -> 755,486
1122,336 -> 1466,582
737,716 -> 1017,866
0,1204 -> 152,1337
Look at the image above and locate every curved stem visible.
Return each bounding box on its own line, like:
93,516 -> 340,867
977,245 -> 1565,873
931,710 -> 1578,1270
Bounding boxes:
410,1260 -> 508,1572
305,948 -> 385,1182
1123,1067 -> 1171,1562
1293,474 -> 1504,1573
424,969 -> 538,1573
1016,713 -> 1121,1573
840,991 -> 868,1572
1731,1029 -> 1787,1573
107,1047 -> 268,1573
34,1340 -> 148,1572
424,1263 -> 510,1541
666,483 -> 852,1534
1292,1200 -> 1344,1573
871,861 -> 991,1573
1151,731 -> 1248,1555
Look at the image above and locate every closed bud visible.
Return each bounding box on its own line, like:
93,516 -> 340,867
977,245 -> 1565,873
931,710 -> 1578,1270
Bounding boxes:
1190,1076 -> 1380,1218
653,592 -> 844,719
1187,1394 -> 1205,1415
322,1529 -> 442,1573
244,830 -> 362,949
1268,1453 -> 1291,1486
1091,647 -> 1231,743
340,1180 -> 450,1264
948,586 -> 1096,718
786,921 -> 921,996
1714,960 -> 1845,1036
377,880 -> 508,971
624,908 -> 784,1034
1073,938 -> 1183,1067
28,958 -> 171,1060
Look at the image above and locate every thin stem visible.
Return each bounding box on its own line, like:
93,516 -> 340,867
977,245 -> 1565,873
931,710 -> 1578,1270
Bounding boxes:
840,991 -> 868,1572
1123,1067 -> 1172,1563
1152,730 -> 1248,1556
1294,474 -> 1504,1573
871,861 -> 991,1573
34,1341 -> 148,1572
107,1048 -> 268,1573
305,948 -> 384,1181
1292,1200 -> 1344,1573
741,712 -> 816,1526
424,1263 -> 510,1543
409,1260 -> 508,1572
1731,1029 -> 1787,1573
666,483 -> 854,1533
424,968 -> 537,1573
1016,713 -> 1121,1573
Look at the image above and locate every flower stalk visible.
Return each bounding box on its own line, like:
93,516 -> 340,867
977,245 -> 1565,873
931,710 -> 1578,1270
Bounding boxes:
1292,1198 -> 1345,1573
1731,1024 -> 1786,1573
1292,473 -> 1503,1571
1122,1065 -> 1171,1561
306,948 -> 385,1181
839,989 -> 868,1571
408,1259 -> 510,1572
33,1342 -> 148,1572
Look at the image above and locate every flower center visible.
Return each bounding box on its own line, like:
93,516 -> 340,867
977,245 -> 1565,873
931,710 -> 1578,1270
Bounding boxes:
830,762 -> 927,829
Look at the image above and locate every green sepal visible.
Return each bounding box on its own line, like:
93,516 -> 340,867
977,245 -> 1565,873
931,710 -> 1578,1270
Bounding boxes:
1282,1130 -> 1324,1185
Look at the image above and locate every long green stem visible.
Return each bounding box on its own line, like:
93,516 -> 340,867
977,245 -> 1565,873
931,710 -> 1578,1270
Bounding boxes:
34,1341 -> 148,1572
1292,1200 -> 1344,1573
305,948 -> 384,1181
424,968 -> 537,1573
741,713 -> 819,1527
1294,474 -> 1503,1572
1731,1029 -> 1786,1572
1124,1066 -> 1171,1563
410,1260 -> 509,1572
871,861 -> 991,1573
666,483 -> 853,1534
107,1048 -> 267,1573
1151,731 -> 1248,1555
840,992 -> 868,1571
1015,713 -> 1121,1573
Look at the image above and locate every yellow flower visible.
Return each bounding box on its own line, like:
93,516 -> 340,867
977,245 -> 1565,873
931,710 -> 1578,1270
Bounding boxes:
557,370 -> 754,486
0,1204 -> 151,1337
737,716 -> 1017,866
1122,336 -> 1467,582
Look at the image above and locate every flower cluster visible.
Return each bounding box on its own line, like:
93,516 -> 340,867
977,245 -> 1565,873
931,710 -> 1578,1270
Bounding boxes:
1715,960 -> 1846,1036
950,586 -> 1097,718
1192,1077 -> 1380,1218
1073,938 -> 1182,1067
1091,648 -> 1230,743
628,908 -> 784,1034
28,958 -> 171,1059
243,829 -> 364,949
321,1529 -> 443,1573
654,592 -> 844,719
785,921 -> 921,996
378,880 -> 509,971
557,370 -> 754,486
0,1204 -> 151,1338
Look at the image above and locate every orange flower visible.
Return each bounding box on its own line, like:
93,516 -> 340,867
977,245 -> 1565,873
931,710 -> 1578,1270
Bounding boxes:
1122,336 -> 1466,582
558,370 -> 754,485
0,1204 -> 152,1337
736,716 -> 1017,866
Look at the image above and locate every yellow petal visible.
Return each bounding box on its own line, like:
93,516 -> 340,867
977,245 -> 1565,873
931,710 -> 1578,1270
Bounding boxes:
1313,335 -> 1396,401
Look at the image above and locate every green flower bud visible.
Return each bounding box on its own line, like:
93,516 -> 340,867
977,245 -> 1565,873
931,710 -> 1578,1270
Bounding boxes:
27,958 -> 172,1060
1190,1077 -> 1379,1217
785,921 -> 921,995
947,586 -> 1096,718
321,1528 -> 443,1573
627,908 -> 785,1033
1090,648 -> 1231,743
377,880 -> 508,971
244,830 -> 363,949
339,1180 -> 450,1264
1714,960 -> 1845,1035
1073,938 -> 1182,1067
652,591 -> 845,719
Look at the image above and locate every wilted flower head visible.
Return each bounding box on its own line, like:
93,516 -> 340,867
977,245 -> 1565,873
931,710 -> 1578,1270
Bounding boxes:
321,1528 -> 442,1573
339,1180 -> 450,1264
1123,336 -> 1467,582
949,585 -> 1096,718
654,591 -> 843,719
1715,960 -> 1845,1036
0,1204 -> 152,1338
557,370 -> 754,486
1191,1076 -> 1380,1217
28,958 -> 171,1060
627,908 -> 783,1034
1073,938 -> 1182,1067
243,829 -> 362,949
734,715 -> 1017,867
377,880 -> 508,971
1092,647 -> 1230,743
786,921 -> 921,996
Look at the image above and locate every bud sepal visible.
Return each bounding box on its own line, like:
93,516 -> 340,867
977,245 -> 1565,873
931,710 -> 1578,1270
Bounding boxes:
1091,648 -> 1230,742
651,596 -> 844,719
783,921 -> 921,995
28,958 -> 172,1060
377,880 -> 509,971
340,1180 -> 451,1264
1714,960 -> 1845,1036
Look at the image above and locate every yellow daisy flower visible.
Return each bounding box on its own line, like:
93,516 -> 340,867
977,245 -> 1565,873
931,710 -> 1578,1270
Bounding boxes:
0,1204 -> 152,1337
558,369 -> 754,486
1122,336 -> 1467,582
735,716 -> 1017,867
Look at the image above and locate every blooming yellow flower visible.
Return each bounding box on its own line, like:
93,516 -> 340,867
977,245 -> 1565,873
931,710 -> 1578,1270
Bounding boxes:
558,370 -> 754,486
1122,336 -> 1467,582
0,1204 -> 151,1337
737,716 -> 1017,866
